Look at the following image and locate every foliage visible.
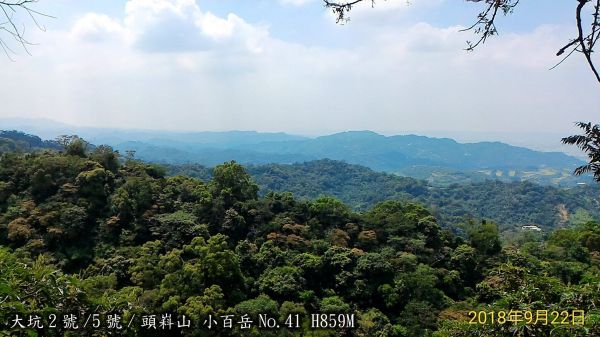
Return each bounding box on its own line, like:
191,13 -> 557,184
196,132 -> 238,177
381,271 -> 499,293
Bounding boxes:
563,122 -> 600,182
0,148 -> 598,336
177,159 -> 599,230
0,131 -> 61,154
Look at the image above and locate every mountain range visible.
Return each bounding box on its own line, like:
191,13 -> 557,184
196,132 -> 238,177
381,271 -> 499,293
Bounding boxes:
108,131 -> 589,186
0,118 -> 590,186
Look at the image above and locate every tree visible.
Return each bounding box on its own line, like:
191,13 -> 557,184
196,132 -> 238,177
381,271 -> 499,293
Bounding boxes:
0,0 -> 50,59
324,0 -> 600,84
210,161 -> 259,206
467,220 -> 501,256
562,122 -> 600,182
258,266 -> 305,299
55,135 -> 89,157
308,196 -> 351,230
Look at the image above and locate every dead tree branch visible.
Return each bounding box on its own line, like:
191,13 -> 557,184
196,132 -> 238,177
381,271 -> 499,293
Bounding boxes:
324,0 -> 600,84
0,0 -> 52,60
577,0 -> 600,82
324,0 -> 374,23
553,0 -> 600,83
461,0 -> 520,51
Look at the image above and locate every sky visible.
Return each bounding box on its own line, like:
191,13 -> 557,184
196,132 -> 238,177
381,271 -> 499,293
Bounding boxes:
0,0 -> 598,140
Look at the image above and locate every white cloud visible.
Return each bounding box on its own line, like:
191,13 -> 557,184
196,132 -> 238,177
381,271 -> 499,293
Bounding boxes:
69,0 -> 268,54
279,0 -> 318,6
70,13 -> 129,43
0,0 -> 598,136
463,25 -> 573,69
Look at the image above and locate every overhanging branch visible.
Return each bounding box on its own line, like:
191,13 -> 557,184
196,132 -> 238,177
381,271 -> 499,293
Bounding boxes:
324,0 -> 600,84
0,0 -> 52,59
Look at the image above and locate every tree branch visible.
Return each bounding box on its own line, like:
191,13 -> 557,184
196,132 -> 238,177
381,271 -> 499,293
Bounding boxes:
576,0 -> 600,83
0,0 -> 51,59
323,0 -> 600,85
461,0 -> 520,51
324,0 -> 374,23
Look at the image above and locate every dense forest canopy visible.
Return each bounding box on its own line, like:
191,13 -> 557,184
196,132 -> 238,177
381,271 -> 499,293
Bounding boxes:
0,142 -> 598,336
168,160 -> 600,231
1,0 -> 599,334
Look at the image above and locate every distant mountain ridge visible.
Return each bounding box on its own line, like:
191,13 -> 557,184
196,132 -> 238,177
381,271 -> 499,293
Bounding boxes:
109,130 -> 582,169
111,130 -> 588,186
0,119 -> 589,186
236,131 -> 583,170
115,140 -> 315,167
0,118 -> 308,146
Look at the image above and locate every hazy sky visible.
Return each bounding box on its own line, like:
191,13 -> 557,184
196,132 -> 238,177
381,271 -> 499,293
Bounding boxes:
0,0 -> 598,136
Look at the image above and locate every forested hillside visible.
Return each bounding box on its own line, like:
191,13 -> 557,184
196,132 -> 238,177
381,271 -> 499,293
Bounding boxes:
0,131 -> 61,153
238,131 -> 583,170
168,160 -> 600,230
0,146 -> 598,336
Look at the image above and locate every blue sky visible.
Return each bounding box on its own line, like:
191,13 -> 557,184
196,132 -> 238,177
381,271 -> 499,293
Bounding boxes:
44,1 -> 577,47
0,0 -> 598,143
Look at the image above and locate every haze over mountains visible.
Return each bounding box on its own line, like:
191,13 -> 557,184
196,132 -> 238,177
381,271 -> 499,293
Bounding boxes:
0,118 -> 589,186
